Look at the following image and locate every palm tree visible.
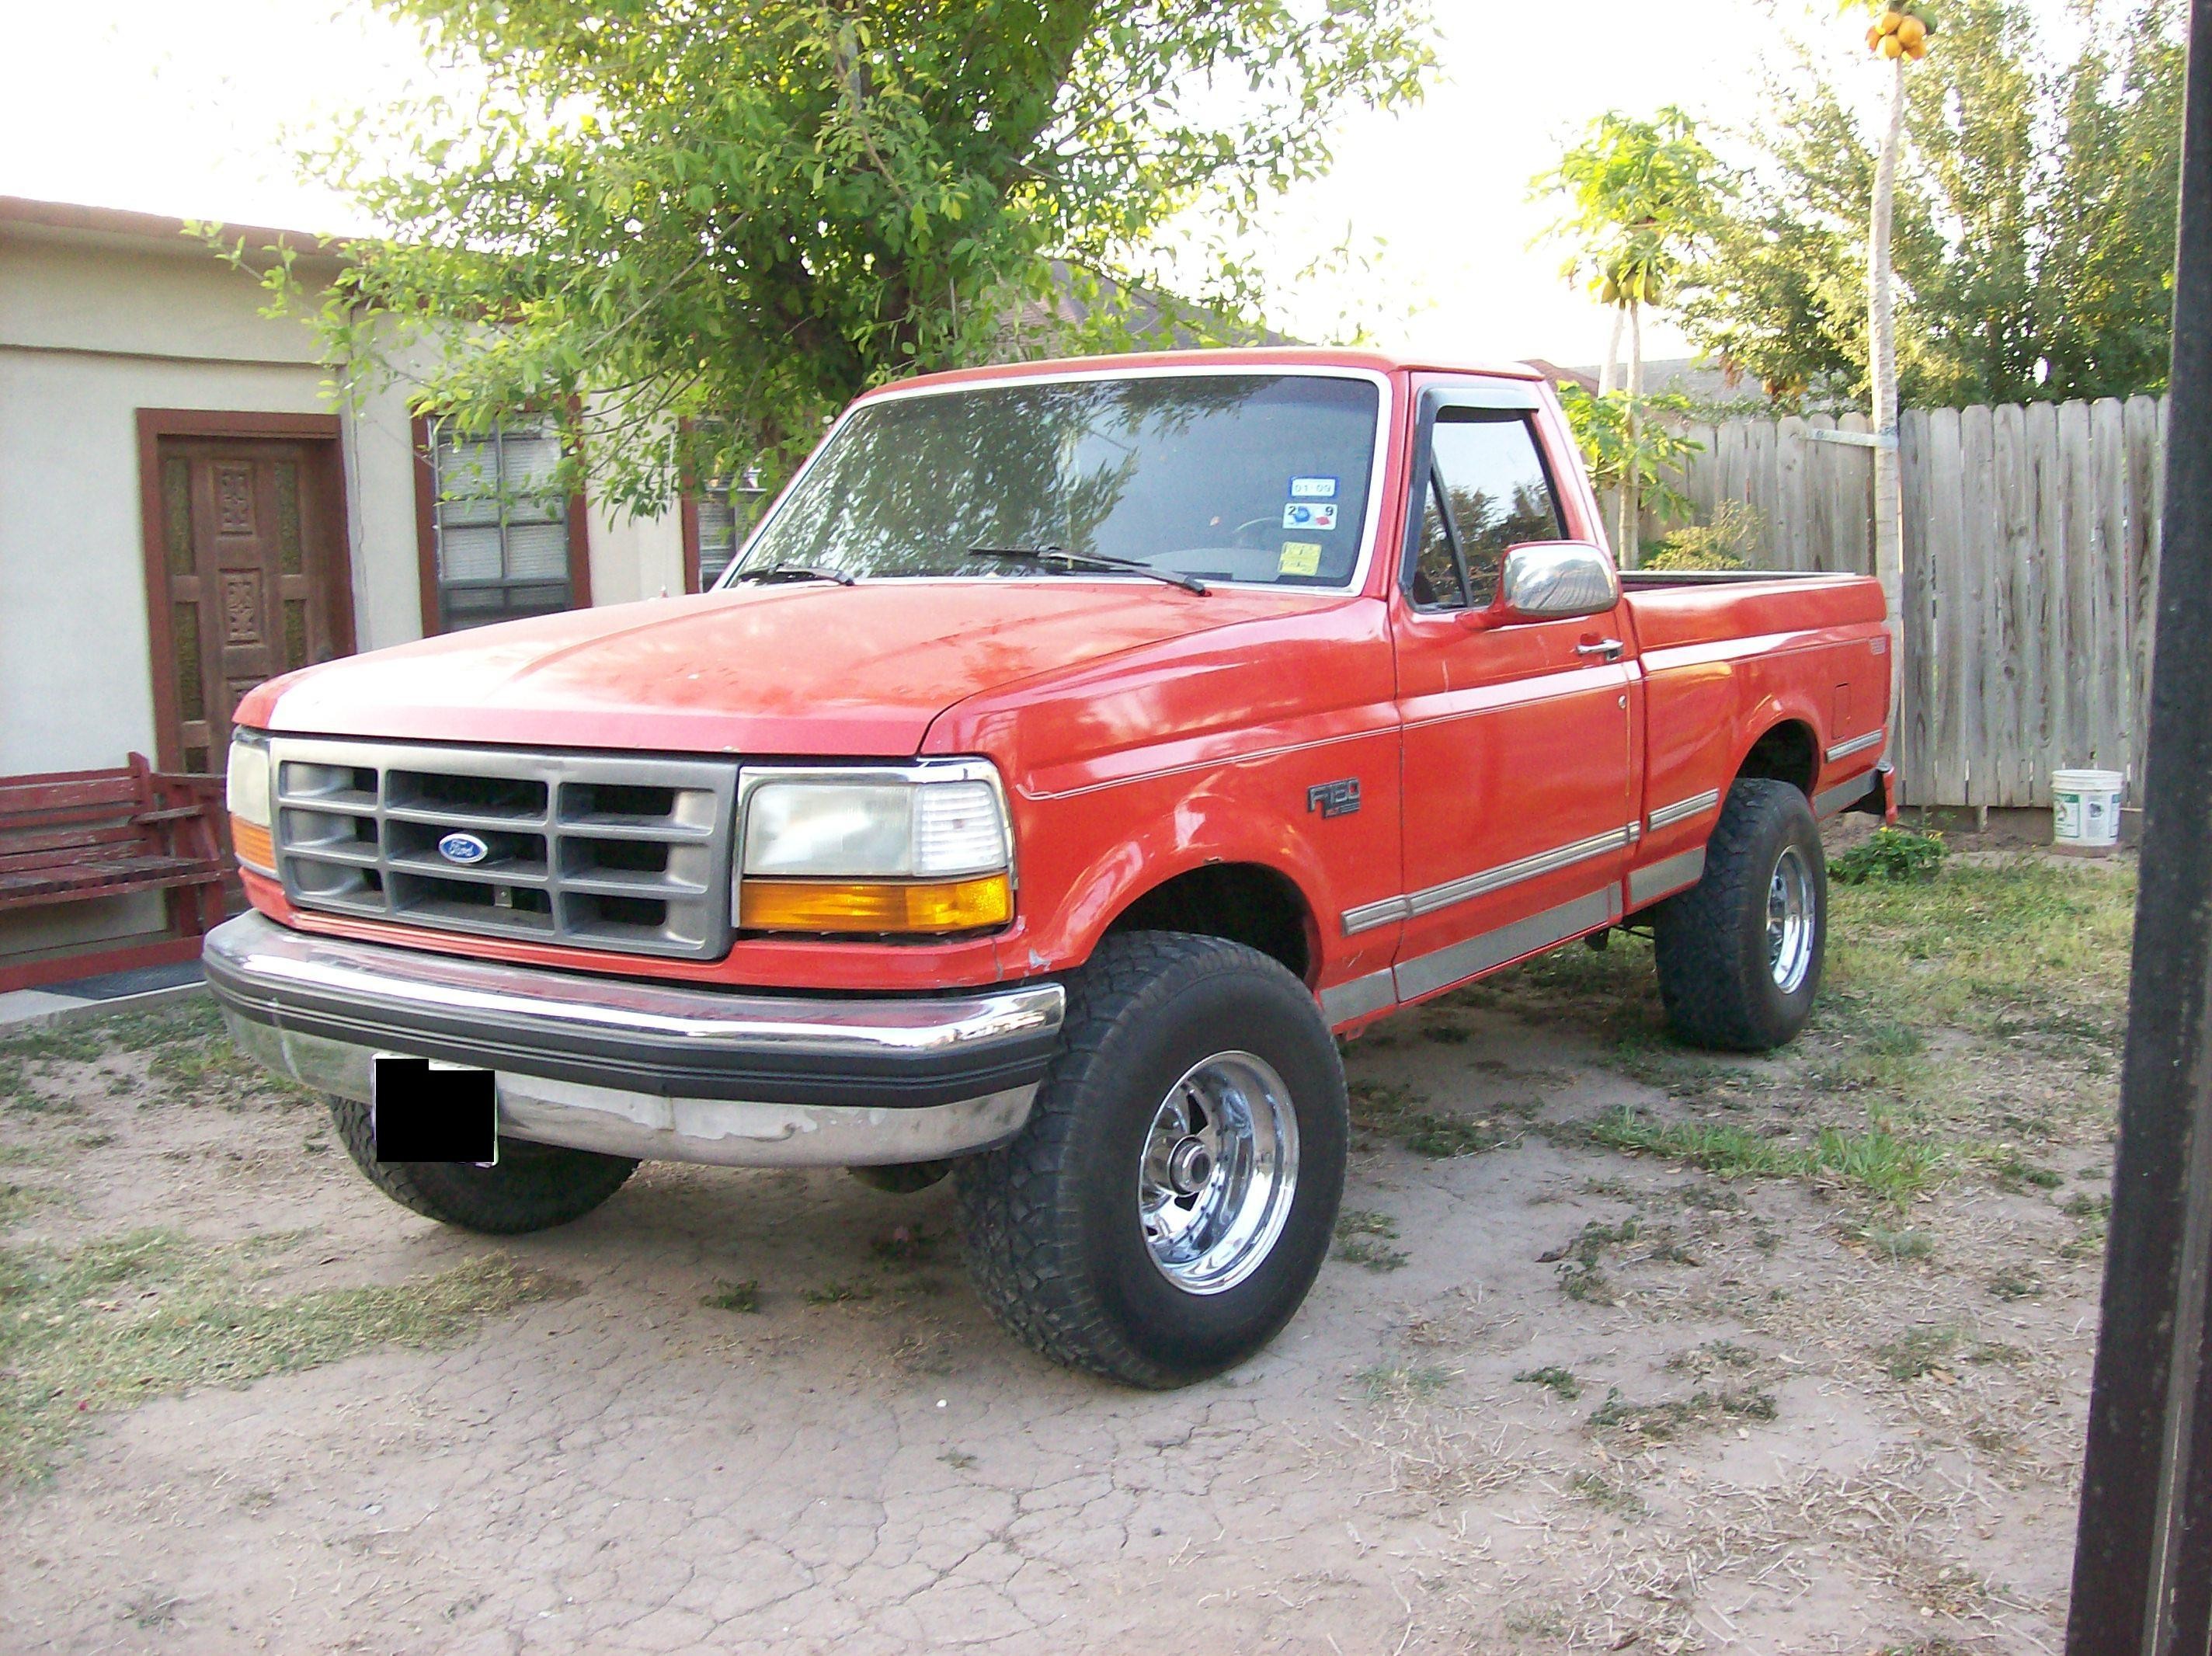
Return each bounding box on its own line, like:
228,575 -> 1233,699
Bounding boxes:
1537,109 -> 1721,564
1864,4 -> 1932,739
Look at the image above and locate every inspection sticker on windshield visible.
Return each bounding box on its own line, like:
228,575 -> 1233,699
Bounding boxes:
1282,503 -> 1339,531
1289,476 -> 1337,500
1278,541 -> 1323,576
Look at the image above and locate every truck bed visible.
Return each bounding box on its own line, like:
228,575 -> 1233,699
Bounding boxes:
1622,570 -> 1885,655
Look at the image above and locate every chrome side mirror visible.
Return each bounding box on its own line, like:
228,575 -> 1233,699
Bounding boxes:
1499,540 -> 1620,621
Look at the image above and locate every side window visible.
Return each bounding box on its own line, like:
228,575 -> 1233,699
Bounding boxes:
1428,412 -> 1565,604
1409,471 -> 1466,609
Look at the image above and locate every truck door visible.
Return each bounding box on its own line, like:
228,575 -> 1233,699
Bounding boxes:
1382,385 -> 1639,1000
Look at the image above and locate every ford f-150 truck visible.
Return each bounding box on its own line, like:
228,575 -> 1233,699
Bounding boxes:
207,348 -> 1894,1387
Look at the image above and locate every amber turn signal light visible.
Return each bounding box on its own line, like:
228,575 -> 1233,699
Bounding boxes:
230,815 -> 276,874
739,874 -> 1012,934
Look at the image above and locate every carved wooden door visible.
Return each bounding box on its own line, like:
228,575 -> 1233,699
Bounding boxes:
152,438 -> 351,773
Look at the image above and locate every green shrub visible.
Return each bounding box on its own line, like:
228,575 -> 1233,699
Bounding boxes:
1831,826 -> 1947,885
1644,500 -> 1762,571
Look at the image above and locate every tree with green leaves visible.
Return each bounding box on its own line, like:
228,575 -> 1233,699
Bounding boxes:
1679,0 -> 2182,409
249,0 -> 1435,515
1534,108 -> 1723,563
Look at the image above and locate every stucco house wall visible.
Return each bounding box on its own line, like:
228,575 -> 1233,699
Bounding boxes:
0,197 -> 687,970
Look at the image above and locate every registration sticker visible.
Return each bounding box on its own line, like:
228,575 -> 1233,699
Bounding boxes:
1282,503 -> 1339,531
1278,541 -> 1323,576
1289,476 -> 1337,500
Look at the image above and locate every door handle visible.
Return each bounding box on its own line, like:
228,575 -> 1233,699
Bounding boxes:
1577,638 -> 1626,659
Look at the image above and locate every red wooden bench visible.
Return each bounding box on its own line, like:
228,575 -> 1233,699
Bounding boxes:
0,754 -> 231,993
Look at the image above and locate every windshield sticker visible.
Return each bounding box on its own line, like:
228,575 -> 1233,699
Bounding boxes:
1278,541 -> 1323,577
1282,503 -> 1339,531
1289,476 -> 1337,500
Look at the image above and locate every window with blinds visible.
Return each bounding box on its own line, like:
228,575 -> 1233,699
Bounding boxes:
427,417 -> 576,629
686,422 -> 767,590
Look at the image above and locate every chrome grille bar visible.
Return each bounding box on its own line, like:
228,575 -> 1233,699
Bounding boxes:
269,737 -> 738,959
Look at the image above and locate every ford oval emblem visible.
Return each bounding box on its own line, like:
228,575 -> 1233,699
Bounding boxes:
437,831 -> 491,866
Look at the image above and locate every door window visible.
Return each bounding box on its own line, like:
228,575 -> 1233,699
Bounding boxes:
1409,471 -> 1466,609
1404,409 -> 1566,610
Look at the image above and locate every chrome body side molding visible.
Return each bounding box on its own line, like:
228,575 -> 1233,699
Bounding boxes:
1647,787 -> 1722,832
1627,847 -> 1707,909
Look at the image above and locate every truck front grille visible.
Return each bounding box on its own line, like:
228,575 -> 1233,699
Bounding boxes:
268,738 -> 738,958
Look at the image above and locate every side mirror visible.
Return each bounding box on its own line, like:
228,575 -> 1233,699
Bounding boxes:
1495,540 -> 1619,621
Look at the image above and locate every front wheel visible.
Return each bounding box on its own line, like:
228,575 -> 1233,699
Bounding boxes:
1654,778 -> 1828,1052
328,1097 -> 637,1234
956,932 -> 1348,1388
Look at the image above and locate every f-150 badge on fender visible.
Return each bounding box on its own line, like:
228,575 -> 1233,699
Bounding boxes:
1307,778 -> 1361,819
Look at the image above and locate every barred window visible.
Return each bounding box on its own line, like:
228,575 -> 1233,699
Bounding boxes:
426,416 -> 577,630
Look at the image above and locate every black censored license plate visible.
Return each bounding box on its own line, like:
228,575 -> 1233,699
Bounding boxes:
371,1057 -> 498,1164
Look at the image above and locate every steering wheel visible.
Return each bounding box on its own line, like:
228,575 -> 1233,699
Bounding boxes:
1228,516 -> 1278,549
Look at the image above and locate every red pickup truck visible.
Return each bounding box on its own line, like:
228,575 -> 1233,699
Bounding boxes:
208,348 -> 1892,1386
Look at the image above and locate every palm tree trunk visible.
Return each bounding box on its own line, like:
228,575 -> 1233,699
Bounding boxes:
1617,301 -> 1645,567
1600,305 -> 1625,395
1869,55 -> 1907,757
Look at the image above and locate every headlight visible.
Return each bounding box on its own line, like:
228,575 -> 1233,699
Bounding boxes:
225,730 -> 276,873
737,763 -> 1014,934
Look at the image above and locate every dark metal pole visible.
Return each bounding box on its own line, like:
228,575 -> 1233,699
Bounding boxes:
2068,3 -> 2212,1650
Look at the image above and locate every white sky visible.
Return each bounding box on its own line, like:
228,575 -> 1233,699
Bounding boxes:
0,0 -> 1899,367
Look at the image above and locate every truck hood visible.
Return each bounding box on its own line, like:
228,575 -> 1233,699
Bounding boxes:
245,581 -> 1318,757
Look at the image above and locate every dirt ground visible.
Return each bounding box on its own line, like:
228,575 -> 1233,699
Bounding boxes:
0,835 -> 2129,1655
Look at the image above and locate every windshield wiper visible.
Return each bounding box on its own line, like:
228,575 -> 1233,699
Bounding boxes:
966,545 -> 1209,596
732,562 -> 856,587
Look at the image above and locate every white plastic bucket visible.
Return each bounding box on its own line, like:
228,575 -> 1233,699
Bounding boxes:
2051,768 -> 2124,850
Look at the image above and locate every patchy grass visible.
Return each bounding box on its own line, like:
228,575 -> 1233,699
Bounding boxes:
1849,1221 -> 1935,1262
1333,1209 -> 1409,1272
1348,1080 -> 1516,1158
1,1000 -> 311,1116
1355,1362 -> 1454,1404
1875,1326 -> 1963,1382
1588,1384 -> 1777,1443
801,1280 -> 875,1306
701,1278 -> 761,1313
868,1225 -> 936,1265
0,1230 -> 562,1484
1515,1365 -> 1581,1400
1977,1146 -> 2064,1191
1588,1111 -> 1946,1206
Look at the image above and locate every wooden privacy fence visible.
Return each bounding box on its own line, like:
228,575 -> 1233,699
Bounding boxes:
1666,394 -> 2169,809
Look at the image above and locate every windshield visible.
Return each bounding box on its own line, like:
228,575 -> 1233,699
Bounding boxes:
729,373 -> 1382,590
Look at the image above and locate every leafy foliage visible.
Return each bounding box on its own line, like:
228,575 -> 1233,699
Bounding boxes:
240,0 -> 1435,513
1644,499 -> 1763,571
1681,0 -> 2182,408
1535,106 -> 1725,311
1554,384 -> 1700,523
1831,826 -> 1949,885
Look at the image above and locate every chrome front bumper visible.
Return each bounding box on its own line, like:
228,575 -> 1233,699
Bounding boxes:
205,912 -> 1064,1168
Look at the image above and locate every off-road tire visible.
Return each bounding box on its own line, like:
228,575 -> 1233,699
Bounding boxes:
329,1097 -> 637,1234
848,1160 -> 955,1195
1654,778 -> 1827,1052
956,932 -> 1348,1389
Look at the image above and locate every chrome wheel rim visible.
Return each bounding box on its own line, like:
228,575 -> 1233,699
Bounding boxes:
1137,1051 -> 1299,1296
1767,845 -> 1817,993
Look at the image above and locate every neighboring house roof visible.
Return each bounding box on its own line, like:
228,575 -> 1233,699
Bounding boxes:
0,194 -> 342,264
1522,357 -> 1599,393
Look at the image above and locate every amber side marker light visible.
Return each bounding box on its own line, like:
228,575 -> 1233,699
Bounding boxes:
739,874 -> 1012,934
231,816 -> 276,874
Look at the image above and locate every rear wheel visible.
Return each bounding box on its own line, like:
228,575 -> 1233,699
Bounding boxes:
957,932 -> 1347,1388
1654,778 -> 1827,1052
328,1097 -> 637,1234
